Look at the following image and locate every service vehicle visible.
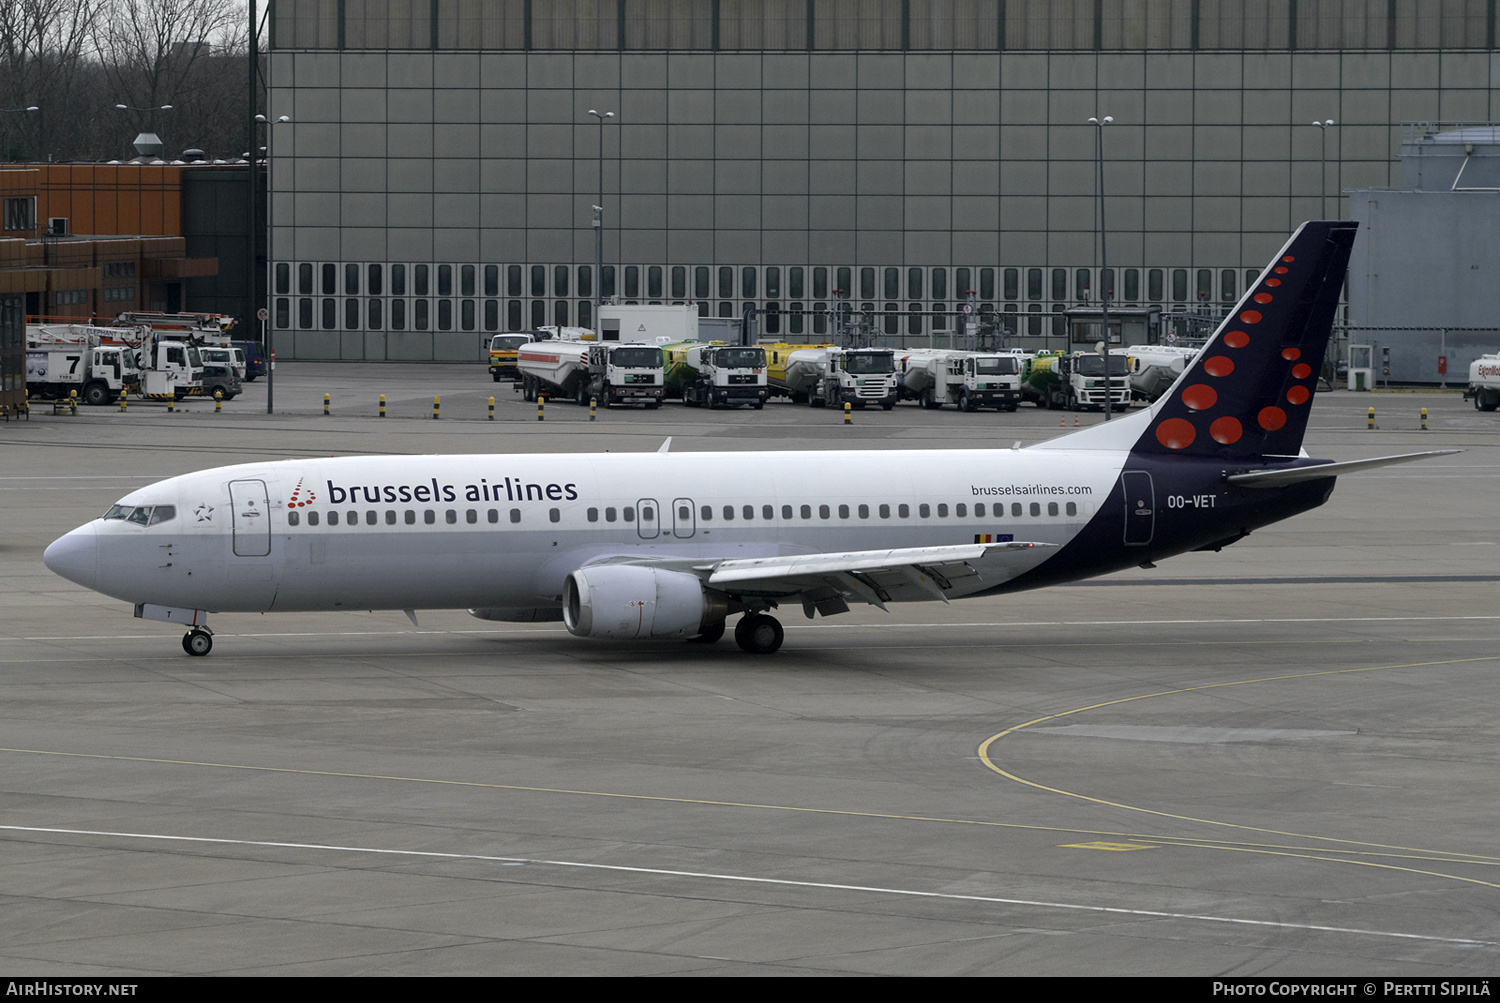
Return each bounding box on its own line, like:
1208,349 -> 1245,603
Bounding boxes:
1023,350 -> 1132,411
1466,353 -> 1500,411
769,346 -> 899,409
1112,345 -> 1202,403
488,334 -> 530,381
25,325 -> 140,405
517,340 -> 665,407
900,350 -> 1024,411
670,343 -> 768,409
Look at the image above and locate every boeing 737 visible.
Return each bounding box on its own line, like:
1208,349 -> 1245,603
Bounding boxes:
45,221 -> 1451,656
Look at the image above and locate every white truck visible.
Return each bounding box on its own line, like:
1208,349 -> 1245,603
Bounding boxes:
774,347 -> 899,410
670,343 -> 768,409
899,349 -> 1024,411
518,340 -> 665,408
1466,353 -> 1500,411
1022,351 -> 1132,411
1111,345 -> 1201,403
26,325 -> 142,405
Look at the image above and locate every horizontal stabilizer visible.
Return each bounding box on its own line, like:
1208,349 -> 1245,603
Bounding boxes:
702,541 -> 1050,586
1226,450 -> 1460,488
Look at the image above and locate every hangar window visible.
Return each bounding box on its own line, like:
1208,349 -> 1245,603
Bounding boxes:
298,263 -> 312,294
391,264 -> 406,295
414,265 -> 429,296
484,265 -> 498,296
461,265 -> 476,297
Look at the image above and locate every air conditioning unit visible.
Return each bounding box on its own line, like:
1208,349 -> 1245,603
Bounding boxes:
48,217 -> 68,236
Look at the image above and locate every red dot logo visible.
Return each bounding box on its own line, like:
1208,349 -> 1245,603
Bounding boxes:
1259,406 -> 1287,431
1274,266 -> 1289,274
1224,330 -> 1249,348
1253,292 -> 1273,304
1281,347 -> 1301,361
1156,418 -> 1196,450
1240,310 -> 1263,324
1282,255 -> 1295,262
1292,363 -> 1312,379
1182,384 -> 1218,410
1210,416 -> 1243,444
1287,385 -> 1310,405
1265,278 -> 1281,287
1204,356 -> 1235,377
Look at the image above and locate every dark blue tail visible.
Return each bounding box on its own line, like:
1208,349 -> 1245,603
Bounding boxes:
1135,221 -> 1358,459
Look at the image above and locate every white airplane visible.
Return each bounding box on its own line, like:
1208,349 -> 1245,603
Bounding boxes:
45,221 -> 1451,657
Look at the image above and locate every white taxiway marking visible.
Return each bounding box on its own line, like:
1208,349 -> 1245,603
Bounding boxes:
0,824 -> 1486,948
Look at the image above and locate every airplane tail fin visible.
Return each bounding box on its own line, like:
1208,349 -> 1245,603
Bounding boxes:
1132,220 -> 1358,459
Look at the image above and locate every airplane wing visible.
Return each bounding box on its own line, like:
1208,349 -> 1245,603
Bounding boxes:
697,541 -> 1052,612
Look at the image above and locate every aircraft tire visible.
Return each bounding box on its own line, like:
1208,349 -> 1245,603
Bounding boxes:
182,630 -> 212,657
734,613 -> 784,655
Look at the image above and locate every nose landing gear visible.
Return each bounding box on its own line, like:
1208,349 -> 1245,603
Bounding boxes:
182,628 -> 214,656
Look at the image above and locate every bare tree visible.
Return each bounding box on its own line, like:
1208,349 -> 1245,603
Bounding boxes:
95,0 -> 243,158
0,0 -> 105,161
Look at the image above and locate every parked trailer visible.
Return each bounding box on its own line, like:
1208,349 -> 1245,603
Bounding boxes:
518,340 -> 665,407
1467,353 -> 1500,411
898,349 -> 1023,411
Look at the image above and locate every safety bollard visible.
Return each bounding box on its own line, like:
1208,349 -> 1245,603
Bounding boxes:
323,393 -> 330,416
590,397 -> 597,421
488,396 -> 494,420
379,394 -> 386,418
167,396 -> 174,413
1421,406 -> 1428,431
119,388 -> 127,412
1367,406 -> 1375,430
433,396 -> 440,419
69,389 -> 77,415
843,401 -> 852,425
538,395 -> 545,421
214,389 -> 222,413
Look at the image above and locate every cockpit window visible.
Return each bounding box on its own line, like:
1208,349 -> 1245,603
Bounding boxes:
103,504 -> 176,526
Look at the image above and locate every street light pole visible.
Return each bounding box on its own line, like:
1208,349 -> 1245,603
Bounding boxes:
587,109 -> 614,324
1090,115 -> 1114,422
1314,119 -> 1335,218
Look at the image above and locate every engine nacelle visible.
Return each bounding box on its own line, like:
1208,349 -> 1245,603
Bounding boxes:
563,565 -> 727,640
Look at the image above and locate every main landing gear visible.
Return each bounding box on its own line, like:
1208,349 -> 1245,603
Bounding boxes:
733,613 -> 784,655
182,627 -> 213,656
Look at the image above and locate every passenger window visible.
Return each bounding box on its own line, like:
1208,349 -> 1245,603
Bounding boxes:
919,504 -> 930,518
445,510 -> 457,524
328,511 -> 340,526
1066,502 -> 1077,516
723,505 -> 734,520
605,507 -> 617,522
347,510 -> 358,524
1029,502 -> 1041,517
1012,503 -> 1022,517
879,504 -> 890,519
424,510 -> 435,524
679,505 -> 691,521
781,505 -> 793,519
588,508 -> 599,522
800,505 -> 811,519
838,504 -> 849,518
467,509 -> 478,524
700,505 -> 712,521
1047,502 -> 1059,517
549,508 -> 560,522
762,505 -> 773,520
405,510 -> 416,524
366,511 -> 377,525
937,504 -> 948,517
488,509 -> 499,523
625,507 -> 637,521
956,504 -> 966,517
308,511 -> 320,526
819,505 -> 830,519
975,503 -> 985,517
898,504 -> 910,518
510,509 -> 521,523
742,505 -> 754,520
385,510 -> 396,525
288,511 -> 300,526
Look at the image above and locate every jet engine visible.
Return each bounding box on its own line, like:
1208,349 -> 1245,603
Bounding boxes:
563,565 -> 728,640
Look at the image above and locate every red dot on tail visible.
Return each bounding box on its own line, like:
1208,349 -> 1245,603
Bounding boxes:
1282,255 -> 1295,262
1282,347 -> 1301,360
1265,278 -> 1281,287
1292,363 -> 1311,379
1259,406 -> 1287,431
1182,384 -> 1217,410
1287,385 -> 1310,405
1239,310 -> 1262,324
1210,416 -> 1242,444
1253,292 -> 1273,304
1274,266 -> 1289,274
1156,418 -> 1196,450
1224,331 -> 1249,348
1204,356 -> 1235,377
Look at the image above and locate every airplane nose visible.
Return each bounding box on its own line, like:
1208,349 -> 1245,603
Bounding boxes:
43,525 -> 100,590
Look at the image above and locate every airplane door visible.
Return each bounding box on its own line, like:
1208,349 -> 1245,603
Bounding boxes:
228,479 -> 272,557
672,497 -> 696,538
1121,470 -> 1155,546
636,498 -> 660,540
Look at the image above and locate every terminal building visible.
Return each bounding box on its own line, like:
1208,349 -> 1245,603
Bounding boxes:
264,0 -> 1500,362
